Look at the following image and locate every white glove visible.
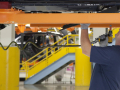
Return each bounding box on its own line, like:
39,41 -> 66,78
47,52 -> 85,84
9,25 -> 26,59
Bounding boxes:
80,24 -> 90,30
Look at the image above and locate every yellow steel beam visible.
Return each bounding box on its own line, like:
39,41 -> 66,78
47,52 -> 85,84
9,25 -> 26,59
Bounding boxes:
1,13 -> 120,26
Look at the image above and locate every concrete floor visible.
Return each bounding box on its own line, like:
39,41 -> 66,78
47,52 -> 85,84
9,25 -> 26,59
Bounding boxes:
19,82 -> 89,90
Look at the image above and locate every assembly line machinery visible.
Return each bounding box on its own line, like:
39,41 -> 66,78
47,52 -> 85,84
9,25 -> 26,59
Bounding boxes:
1,0 -> 120,89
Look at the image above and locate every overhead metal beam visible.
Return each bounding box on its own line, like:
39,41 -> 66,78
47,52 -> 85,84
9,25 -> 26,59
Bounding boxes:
30,24 -> 120,28
7,0 -> 120,3
1,13 -> 120,27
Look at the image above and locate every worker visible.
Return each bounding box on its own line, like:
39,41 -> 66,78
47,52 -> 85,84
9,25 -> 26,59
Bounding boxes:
80,24 -> 120,90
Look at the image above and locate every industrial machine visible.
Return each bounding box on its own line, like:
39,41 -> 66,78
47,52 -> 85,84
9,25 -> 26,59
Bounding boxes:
15,32 -> 63,66
1,0 -> 120,12
0,0 -> 118,85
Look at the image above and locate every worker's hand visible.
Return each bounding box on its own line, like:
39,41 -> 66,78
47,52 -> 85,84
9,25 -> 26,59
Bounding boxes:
80,24 -> 90,30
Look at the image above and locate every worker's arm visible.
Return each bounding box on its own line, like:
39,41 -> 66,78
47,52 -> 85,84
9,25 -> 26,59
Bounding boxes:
80,24 -> 91,57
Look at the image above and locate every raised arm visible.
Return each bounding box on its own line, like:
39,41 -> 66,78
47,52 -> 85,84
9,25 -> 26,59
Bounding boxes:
80,24 -> 92,57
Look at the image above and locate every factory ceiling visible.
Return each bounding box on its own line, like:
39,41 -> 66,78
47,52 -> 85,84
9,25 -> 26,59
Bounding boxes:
1,0 -> 120,12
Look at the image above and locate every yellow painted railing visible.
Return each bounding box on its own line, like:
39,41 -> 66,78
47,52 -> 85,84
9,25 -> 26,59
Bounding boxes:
20,34 -> 78,79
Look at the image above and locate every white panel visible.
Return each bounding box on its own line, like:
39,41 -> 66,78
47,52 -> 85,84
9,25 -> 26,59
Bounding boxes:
0,24 -> 15,46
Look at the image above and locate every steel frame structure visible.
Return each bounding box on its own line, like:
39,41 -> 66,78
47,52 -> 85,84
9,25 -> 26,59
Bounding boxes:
1,9 -> 120,27
30,24 -> 120,28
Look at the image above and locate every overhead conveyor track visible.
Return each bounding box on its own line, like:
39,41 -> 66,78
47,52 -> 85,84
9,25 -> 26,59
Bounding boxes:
2,0 -> 120,12
4,0 -> 120,3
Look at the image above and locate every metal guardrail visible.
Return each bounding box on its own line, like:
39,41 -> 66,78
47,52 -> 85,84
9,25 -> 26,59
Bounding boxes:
20,34 -> 78,79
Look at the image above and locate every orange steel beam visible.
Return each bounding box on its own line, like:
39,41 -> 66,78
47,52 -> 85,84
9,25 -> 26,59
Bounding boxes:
30,27 -> 38,32
0,8 -> 24,13
1,13 -> 120,27
30,24 -> 65,27
15,27 -> 48,34
18,24 -> 26,33
15,27 -> 21,35
31,24 -> 120,28
14,13 -> 120,24
30,27 -> 47,32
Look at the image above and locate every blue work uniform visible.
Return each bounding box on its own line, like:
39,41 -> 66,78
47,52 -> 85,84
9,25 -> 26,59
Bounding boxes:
89,46 -> 120,90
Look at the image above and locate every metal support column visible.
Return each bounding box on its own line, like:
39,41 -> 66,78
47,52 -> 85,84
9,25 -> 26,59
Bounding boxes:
0,47 -> 20,90
75,48 -> 91,86
0,24 -> 20,90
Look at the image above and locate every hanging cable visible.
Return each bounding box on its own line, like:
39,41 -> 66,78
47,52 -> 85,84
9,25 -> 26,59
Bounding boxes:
0,31 -> 112,51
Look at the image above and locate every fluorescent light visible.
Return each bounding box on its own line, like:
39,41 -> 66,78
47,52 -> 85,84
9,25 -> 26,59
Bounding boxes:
15,24 -> 18,26
38,30 -> 42,32
15,24 -> 30,27
26,24 -> 30,27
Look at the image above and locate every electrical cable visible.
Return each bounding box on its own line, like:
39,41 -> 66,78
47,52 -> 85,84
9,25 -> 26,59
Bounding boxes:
0,41 -> 81,50
0,39 -> 100,51
0,32 -> 110,51
0,41 -> 43,50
